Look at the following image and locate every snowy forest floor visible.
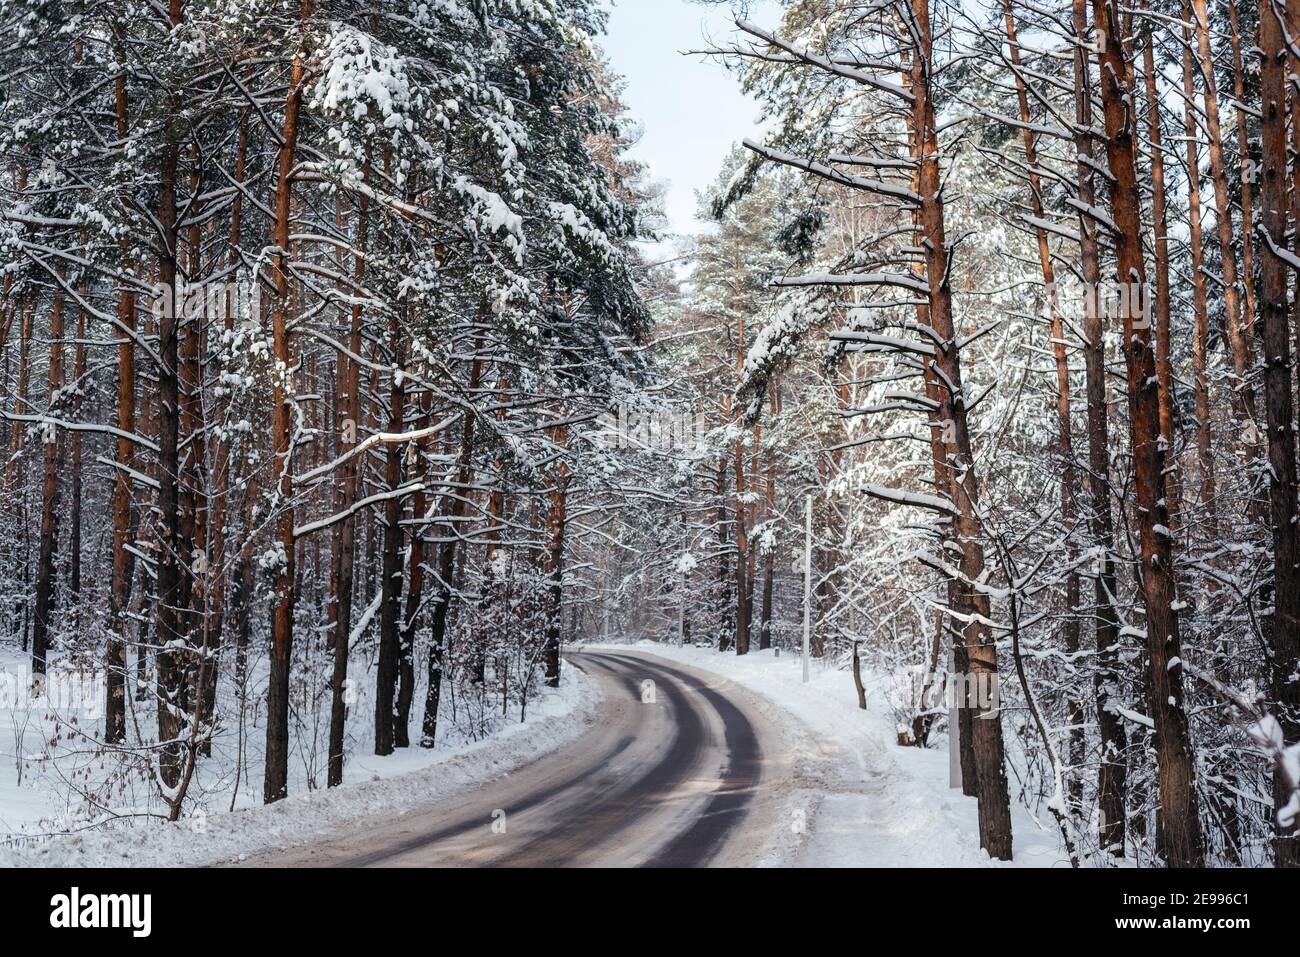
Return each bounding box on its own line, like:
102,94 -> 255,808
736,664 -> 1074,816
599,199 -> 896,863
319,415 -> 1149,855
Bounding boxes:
581,641 -> 1067,867
0,642 -> 598,867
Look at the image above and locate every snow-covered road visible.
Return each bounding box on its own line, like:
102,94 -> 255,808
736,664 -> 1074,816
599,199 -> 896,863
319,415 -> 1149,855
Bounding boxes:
237,643 -> 1068,868
3,644 -> 1069,867
236,650 -> 798,867
602,642 -> 1067,867
237,643 -> 1072,868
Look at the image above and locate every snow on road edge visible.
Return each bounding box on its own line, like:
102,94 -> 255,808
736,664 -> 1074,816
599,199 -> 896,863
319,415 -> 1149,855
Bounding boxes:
0,666 -> 601,868
589,641 -> 1067,868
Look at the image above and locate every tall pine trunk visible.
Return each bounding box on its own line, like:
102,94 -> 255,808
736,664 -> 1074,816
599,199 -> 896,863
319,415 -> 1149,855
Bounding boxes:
544,425 -> 569,687
327,177 -> 367,786
105,61 -> 135,739
419,350 -> 485,746
912,0 -> 1012,859
374,320 -> 406,756
30,282 -> 65,676
1255,0 -> 1300,866
1091,0 -> 1203,866
264,0 -> 313,802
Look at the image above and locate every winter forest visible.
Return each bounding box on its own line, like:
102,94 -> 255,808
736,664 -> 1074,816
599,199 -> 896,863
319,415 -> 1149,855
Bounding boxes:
0,0 -> 1299,873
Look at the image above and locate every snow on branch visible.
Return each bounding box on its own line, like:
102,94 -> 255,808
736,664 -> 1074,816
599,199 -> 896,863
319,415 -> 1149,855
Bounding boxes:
773,270 -> 931,293
735,20 -> 915,102
743,140 -> 920,204
3,411 -> 161,453
294,481 -> 425,539
829,330 -> 936,357
859,483 -> 957,515
295,417 -> 460,487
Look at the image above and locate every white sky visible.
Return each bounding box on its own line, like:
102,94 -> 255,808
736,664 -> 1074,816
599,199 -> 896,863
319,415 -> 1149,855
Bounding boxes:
600,0 -> 781,239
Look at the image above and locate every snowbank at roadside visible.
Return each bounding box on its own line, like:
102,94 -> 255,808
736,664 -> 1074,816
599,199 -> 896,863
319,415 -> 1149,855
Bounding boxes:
0,666 -> 599,868
587,641 -> 1067,868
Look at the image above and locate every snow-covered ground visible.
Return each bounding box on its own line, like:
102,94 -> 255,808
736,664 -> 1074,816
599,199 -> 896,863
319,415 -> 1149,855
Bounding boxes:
586,641 -> 1068,867
0,645 -> 599,867
2,635 -> 1070,867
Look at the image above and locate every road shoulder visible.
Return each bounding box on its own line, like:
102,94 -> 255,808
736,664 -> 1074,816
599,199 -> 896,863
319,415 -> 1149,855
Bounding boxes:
592,642 -> 1066,867
0,667 -> 602,868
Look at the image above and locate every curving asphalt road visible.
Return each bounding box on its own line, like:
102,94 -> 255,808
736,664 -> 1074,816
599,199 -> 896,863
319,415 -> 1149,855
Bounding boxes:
241,650 -> 776,868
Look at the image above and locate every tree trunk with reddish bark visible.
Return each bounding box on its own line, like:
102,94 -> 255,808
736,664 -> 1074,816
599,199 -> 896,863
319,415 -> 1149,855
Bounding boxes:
264,0 -> 313,802
1255,0 -> 1300,867
1091,0 -> 1203,866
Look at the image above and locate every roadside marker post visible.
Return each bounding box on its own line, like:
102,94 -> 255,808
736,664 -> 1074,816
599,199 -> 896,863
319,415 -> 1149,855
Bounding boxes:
949,649 -> 960,788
